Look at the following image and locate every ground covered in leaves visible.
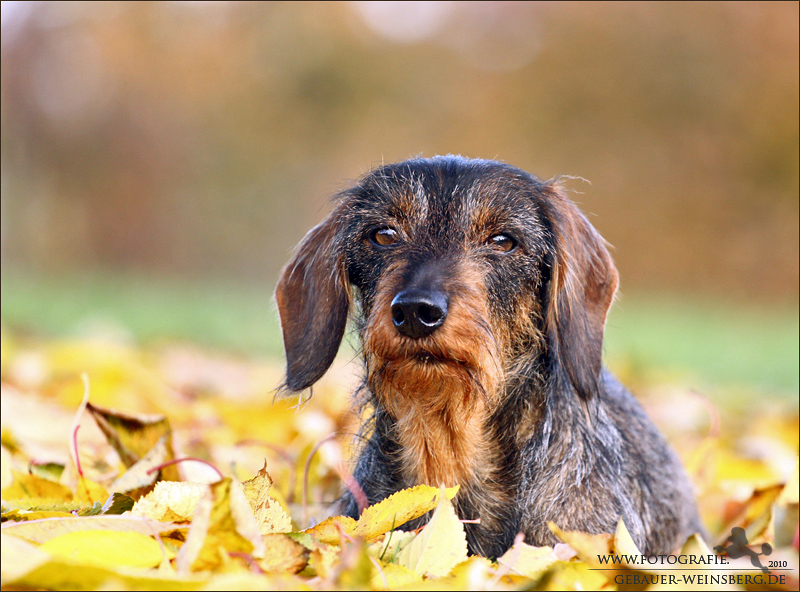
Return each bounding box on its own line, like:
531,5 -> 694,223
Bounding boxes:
1,327 -> 797,590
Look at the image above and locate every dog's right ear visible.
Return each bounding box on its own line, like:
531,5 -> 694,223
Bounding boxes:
275,214 -> 349,393
539,184 -> 619,402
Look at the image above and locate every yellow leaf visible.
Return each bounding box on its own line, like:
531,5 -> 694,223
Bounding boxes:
718,483 -> 783,544
681,532 -> 713,557
2,470 -> 73,501
200,571 -> 310,591
257,533 -> 308,574
1,508 -> 75,521
613,518 -> 643,558
337,538 -> 375,589
536,561 -> 608,591
370,561 -> 421,590
2,515 -> 176,544
396,486 -> 468,578
304,515 -> 357,545
352,484 -> 459,541
777,456 -> 799,506
131,480 -> 208,522
448,556 -> 495,590
548,522 -> 613,566
176,478 -> 263,572
496,540 -> 558,579
1,532 -> 49,582
3,532 -> 208,590
714,447 -> 780,489
0,446 -> 12,490
308,541 -> 340,578
242,462 -> 292,535
75,477 -> 109,503
40,529 -> 163,568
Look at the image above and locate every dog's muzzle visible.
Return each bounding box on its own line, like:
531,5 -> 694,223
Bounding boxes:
390,288 -> 448,338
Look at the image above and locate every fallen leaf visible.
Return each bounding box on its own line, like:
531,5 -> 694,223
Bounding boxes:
28,462 -> 65,483
497,540 -> 559,579
86,402 -> 179,481
369,561 -> 420,590
777,457 -> 799,506
40,529 -> 164,568
304,515 -> 357,545
336,538 -> 374,589
242,462 -> 292,534
100,492 -> 135,515
548,522 -> 613,567
2,531 -> 207,591
448,556 -> 496,590
396,485 -> 468,577
1,515 -> 176,544
308,541 -> 341,579
75,478 -> 109,503
109,433 -> 172,497
1,470 -> 73,501
1,507 -> 75,521
352,484 -> 459,541
258,533 -> 309,574
130,481 -> 208,522
717,483 -> 783,545
176,478 -> 263,572
613,518 -> 643,557
535,561 -> 608,591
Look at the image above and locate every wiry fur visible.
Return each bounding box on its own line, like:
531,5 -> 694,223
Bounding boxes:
275,155 -> 703,558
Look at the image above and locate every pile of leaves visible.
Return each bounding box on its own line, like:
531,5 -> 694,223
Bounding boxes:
1,327 -> 797,590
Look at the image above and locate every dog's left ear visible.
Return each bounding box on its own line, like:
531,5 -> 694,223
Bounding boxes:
540,185 -> 619,401
275,212 -> 350,393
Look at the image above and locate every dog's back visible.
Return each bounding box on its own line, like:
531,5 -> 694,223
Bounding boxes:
517,369 -> 703,555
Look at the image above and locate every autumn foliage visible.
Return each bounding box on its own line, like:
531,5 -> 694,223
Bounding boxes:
1,331 -> 797,590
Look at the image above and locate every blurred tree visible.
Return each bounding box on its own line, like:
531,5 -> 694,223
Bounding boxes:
1,1 -> 797,301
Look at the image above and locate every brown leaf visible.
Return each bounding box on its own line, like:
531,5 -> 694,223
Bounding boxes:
109,433 -> 172,498
86,402 -> 179,481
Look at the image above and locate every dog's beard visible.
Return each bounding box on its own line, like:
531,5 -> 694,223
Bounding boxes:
362,275 -> 504,487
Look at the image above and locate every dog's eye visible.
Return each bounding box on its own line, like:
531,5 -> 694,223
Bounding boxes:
488,234 -> 517,253
370,227 -> 399,247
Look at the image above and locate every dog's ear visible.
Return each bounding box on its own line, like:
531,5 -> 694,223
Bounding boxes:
275,213 -> 349,393
541,185 -> 619,401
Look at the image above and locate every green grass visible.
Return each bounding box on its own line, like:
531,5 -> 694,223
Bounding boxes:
0,272 -> 285,356
604,295 -> 798,396
2,271 -> 797,397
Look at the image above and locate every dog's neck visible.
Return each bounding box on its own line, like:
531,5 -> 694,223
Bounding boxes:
366,354 -> 511,489
382,380 -> 491,488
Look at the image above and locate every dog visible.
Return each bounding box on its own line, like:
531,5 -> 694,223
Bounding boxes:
275,155 -> 703,557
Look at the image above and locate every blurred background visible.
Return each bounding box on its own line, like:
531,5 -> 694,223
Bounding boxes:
1,1 -> 798,398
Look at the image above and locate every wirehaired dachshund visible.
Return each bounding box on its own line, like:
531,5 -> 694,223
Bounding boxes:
275,155 -> 703,557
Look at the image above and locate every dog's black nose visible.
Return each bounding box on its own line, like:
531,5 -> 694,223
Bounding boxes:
391,289 -> 448,338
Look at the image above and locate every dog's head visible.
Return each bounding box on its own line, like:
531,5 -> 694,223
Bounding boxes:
276,156 -> 618,404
